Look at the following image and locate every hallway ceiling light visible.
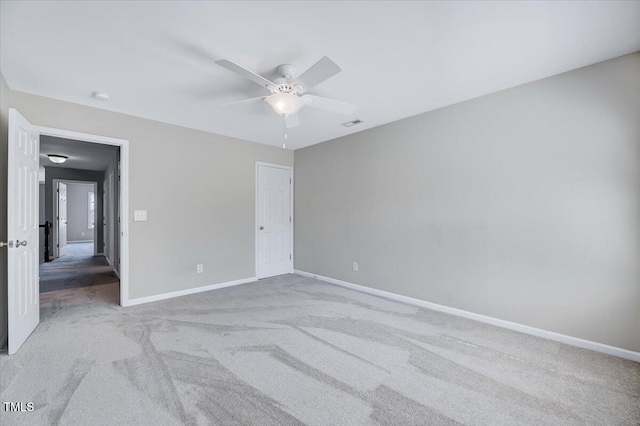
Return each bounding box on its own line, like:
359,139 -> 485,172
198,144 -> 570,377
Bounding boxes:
48,155 -> 68,164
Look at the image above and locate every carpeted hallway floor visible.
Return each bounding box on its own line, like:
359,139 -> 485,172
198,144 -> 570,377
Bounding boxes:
40,242 -> 119,293
1,274 -> 638,425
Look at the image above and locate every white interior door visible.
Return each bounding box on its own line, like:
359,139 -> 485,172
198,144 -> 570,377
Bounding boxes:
103,177 -> 108,259
57,182 -> 67,257
7,108 -> 40,355
257,164 -> 292,279
107,171 -> 115,264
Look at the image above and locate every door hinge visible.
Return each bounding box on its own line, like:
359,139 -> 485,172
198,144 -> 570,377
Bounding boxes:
289,178 -> 291,184
290,254 -> 292,260
290,216 -> 292,222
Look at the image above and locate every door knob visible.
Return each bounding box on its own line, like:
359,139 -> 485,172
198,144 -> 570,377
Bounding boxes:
0,241 -> 13,248
259,226 -> 264,230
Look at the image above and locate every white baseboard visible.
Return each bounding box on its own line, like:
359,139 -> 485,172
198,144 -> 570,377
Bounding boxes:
95,252 -> 105,256
68,240 -> 94,244
113,268 -> 120,279
295,270 -> 640,363
125,276 -> 257,307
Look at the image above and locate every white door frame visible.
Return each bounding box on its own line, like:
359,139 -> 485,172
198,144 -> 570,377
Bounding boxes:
255,161 -> 294,279
36,126 -> 130,307
51,179 -> 98,258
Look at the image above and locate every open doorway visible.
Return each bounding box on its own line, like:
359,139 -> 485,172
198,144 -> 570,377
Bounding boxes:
6,109 -> 130,354
51,180 -> 97,258
38,136 -> 120,300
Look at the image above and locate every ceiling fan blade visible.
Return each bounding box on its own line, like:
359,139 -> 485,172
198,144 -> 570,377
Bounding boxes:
220,97 -> 266,108
293,57 -> 342,92
285,114 -> 300,129
215,59 -> 276,89
302,95 -> 356,116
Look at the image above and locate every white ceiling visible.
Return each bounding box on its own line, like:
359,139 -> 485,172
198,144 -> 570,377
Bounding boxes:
40,135 -> 118,171
2,1 -> 639,150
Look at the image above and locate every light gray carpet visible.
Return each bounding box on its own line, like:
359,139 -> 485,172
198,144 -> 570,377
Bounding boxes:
40,242 -> 118,293
1,274 -> 638,425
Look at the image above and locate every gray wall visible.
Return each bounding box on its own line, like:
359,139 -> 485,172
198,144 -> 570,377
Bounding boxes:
43,168 -> 104,257
0,73 -> 8,345
66,183 -> 95,242
294,53 -> 640,352
9,91 -> 294,300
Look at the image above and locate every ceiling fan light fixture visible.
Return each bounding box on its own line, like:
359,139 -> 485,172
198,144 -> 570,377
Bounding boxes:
266,93 -> 305,116
216,57 -> 355,129
48,154 -> 68,164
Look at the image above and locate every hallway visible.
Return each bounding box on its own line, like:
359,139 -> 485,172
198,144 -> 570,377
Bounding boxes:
40,242 -> 119,293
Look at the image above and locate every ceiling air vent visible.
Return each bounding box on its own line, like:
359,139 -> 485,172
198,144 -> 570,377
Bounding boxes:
342,119 -> 363,127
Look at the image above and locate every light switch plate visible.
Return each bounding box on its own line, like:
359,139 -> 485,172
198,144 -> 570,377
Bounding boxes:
133,210 -> 147,222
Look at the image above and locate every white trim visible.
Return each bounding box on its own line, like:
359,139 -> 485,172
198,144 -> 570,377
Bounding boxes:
125,277 -> 257,307
67,240 -> 94,243
37,126 -> 130,308
294,270 -> 640,363
255,162 -> 294,279
37,126 -> 128,147
95,252 -> 105,256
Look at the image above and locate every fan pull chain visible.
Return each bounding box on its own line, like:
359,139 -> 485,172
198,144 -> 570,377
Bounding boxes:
283,115 -> 288,149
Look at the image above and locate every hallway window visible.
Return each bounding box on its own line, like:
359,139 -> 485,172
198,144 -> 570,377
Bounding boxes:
88,191 -> 95,229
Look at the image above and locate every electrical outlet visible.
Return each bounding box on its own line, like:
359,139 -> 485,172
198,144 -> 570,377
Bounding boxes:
352,262 -> 358,272
133,210 -> 147,222
196,264 -> 204,274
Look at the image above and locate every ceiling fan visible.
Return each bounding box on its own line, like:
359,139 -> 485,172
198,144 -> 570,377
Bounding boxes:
215,56 -> 356,129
